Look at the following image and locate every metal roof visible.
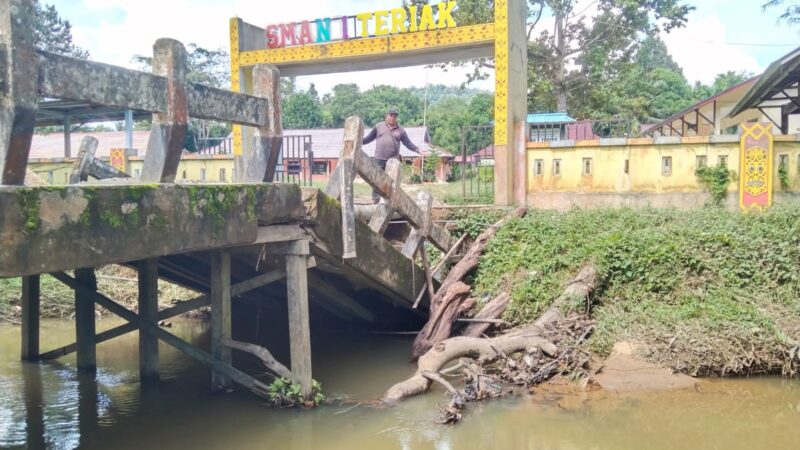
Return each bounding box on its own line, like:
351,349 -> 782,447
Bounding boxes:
644,77 -> 759,136
35,99 -> 150,127
728,45 -> 800,119
527,112 -> 575,124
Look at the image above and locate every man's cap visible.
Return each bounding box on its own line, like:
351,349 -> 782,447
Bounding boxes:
387,108 -> 399,115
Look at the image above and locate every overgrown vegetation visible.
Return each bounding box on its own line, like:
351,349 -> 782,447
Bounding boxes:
695,165 -> 734,205
0,266 -> 198,323
779,163 -> 791,191
458,207 -> 800,376
266,378 -> 324,407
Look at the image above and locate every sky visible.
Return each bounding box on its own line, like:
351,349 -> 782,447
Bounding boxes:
50,0 -> 800,95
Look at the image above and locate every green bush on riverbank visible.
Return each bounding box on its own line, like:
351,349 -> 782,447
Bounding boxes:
457,206 -> 800,377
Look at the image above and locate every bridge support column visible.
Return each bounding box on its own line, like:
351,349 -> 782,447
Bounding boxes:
20,275 -> 40,361
75,268 -> 97,372
210,251 -> 232,391
285,240 -> 312,398
137,258 -> 160,382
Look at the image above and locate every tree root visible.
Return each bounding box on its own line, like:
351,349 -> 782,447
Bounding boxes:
383,264 -> 599,421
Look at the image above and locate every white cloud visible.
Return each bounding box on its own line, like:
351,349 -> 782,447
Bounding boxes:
661,14 -> 764,84
62,0 -> 492,93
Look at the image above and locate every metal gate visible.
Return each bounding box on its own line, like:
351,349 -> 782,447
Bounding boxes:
274,135 -> 314,186
454,125 -> 494,202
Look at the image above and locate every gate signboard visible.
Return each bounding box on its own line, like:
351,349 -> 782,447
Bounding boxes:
739,122 -> 773,211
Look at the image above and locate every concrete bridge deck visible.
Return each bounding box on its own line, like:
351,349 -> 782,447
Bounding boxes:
0,183 -> 427,322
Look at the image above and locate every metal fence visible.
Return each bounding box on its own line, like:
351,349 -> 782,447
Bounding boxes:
452,125 -> 494,202
274,135 -> 314,186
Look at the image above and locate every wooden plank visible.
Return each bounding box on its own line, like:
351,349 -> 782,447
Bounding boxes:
74,268 -> 97,372
242,64 -> 282,182
286,242 -> 312,398
51,271 -> 272,397
339,117 -> 363,259
401,191 -> 433,258
0,0 -> 37,185
137,258 -> 159,381
0,183 -> 303,278
253,224 -> 308,244
40,261 -> 312,360
140,39 -> 188,183
303,189 -> 428,306
210,250 -> 232,391
307,272 -> 377,323
20,275 -> 39,361
368,158 -> 403,235
69,136 -> 99,184
341,117 -> 452,253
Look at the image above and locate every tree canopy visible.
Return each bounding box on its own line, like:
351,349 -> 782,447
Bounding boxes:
34,1 -> 89,58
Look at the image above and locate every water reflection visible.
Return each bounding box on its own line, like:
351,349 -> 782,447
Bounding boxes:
0,319 -> 798,449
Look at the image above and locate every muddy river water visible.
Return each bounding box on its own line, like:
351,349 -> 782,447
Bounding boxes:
0,319 -> 798,449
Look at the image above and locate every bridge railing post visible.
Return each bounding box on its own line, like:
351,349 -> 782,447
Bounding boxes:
239,64 -> 282,182
210,250 -> 233,392
0,0 -> 38,186
140,39 -> 188,183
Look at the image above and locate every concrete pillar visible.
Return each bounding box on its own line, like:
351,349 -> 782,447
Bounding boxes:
493,0 -> 528,205
239,64 -> 282,182
63,113 -> 72,158
210,251 -> 232,391
140,39 -> 188,183
513,121 -> 528,205
0,0 -> 38,185
125,109 -> 134,149
137,258 -> 159,382
20,275 -> 40,361
286,241 -> 312,398
75,268 -> 97,372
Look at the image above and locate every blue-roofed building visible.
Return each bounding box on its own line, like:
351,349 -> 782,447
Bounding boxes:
527,112 -> 576,142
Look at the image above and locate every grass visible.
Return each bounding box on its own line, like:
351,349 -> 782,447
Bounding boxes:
0,265 -> 199,323
454,205 -> 800,376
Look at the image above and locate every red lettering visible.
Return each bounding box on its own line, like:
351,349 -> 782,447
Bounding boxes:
266,25 -> 281,48
298,20 -> 313,45
280,23 -> 296,47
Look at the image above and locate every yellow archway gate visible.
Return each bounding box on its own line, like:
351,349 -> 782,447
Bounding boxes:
229,0 -> 528,205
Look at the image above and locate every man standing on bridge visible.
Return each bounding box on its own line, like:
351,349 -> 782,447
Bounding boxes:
362,108 -> 420,203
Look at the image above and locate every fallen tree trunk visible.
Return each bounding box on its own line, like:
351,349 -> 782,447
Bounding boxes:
461,292 -> 510,337
384,264 -> 597,404
224,339 -> 300,386
411,207 -> 528,360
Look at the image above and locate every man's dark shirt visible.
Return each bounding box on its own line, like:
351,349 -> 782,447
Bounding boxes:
362,121 -> 419,160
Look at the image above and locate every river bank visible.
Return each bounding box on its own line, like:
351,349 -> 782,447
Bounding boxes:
0,265 -> 200,324
3,205 -> 799,380
0,319 -> 798,449
450,205 -> 800,378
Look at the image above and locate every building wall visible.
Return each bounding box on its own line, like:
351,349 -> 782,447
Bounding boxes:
526,135 -> 800,209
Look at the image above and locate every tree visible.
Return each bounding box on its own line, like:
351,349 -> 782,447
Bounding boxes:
33,1 -> 89,58
283,92 -> 324,128
450,0 -> 693,113
692,71 -> 754,101
132,45 -> 232,150
762,0 -> 800,25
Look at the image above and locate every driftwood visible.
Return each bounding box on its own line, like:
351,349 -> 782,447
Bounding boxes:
461,292 -> 510,337
411,207 -> 528,360
383,264 -> 597,404
224,339 -> 300,386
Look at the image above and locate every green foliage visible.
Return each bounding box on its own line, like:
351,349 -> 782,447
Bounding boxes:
266,378 -> 324,407
33,1 -> 89,58
283,92 -> 324,129
696,165 -> 734,205
779,164 -> 790,191
468,207 -> 800,369
451,209 -> 505,239
762,0 -> 800,26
